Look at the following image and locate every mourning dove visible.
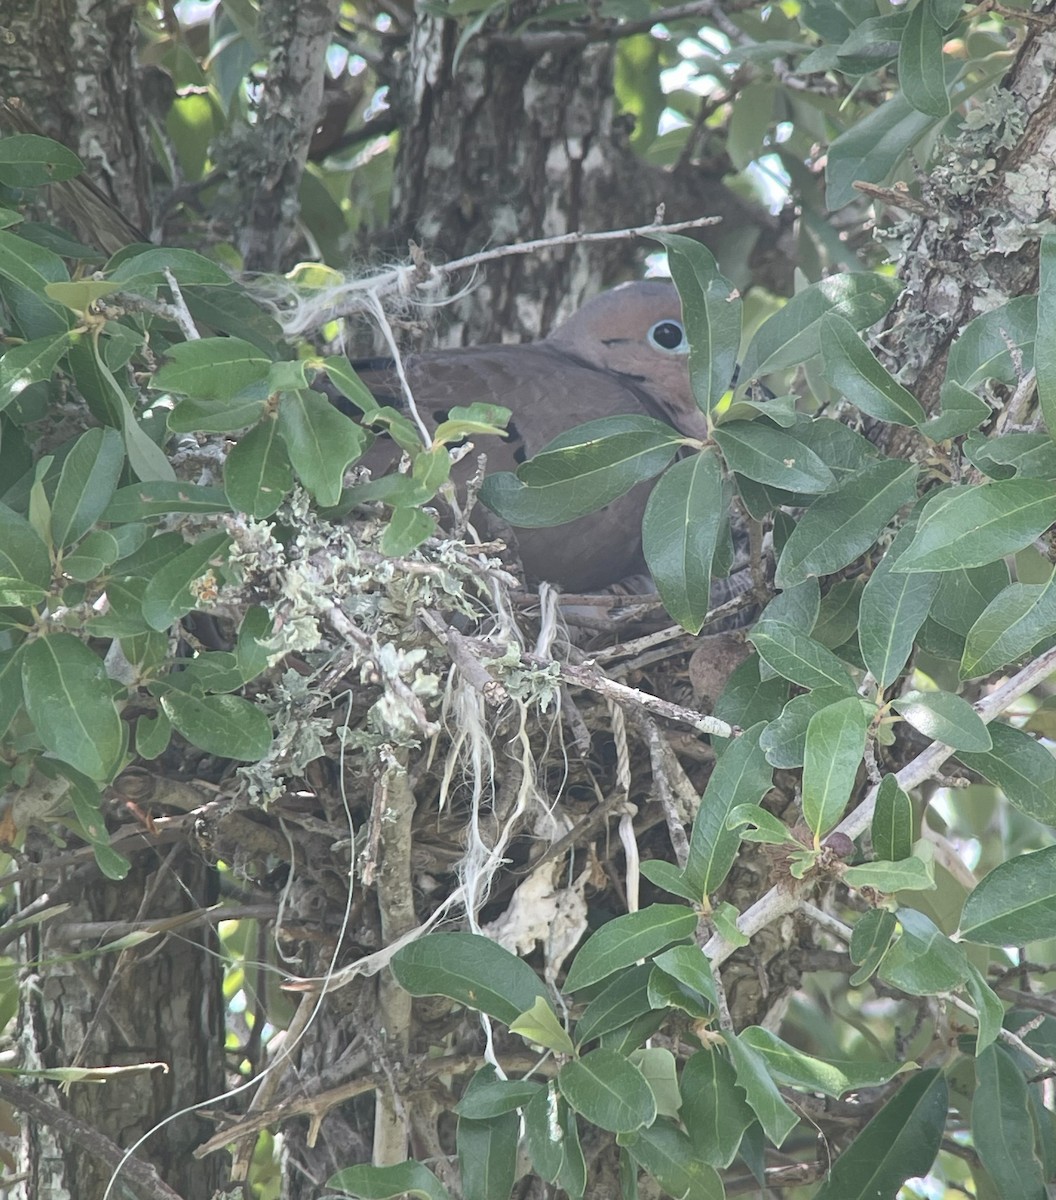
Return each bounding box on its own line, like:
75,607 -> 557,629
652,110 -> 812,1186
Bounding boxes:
354,281 -> 708,591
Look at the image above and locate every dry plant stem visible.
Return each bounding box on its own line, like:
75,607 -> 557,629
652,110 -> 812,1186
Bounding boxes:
703,642 -> 1056,969
534,656 -> 735,738
161,267 -> 200,341
238,995 -> 317,1163
635,714 -> 693,868
195,1053 -> 545,1158
283,216 -> 723,332
372,753 -> 417,1164
422,611 -> 509,704
436,215 -> 721,277
946,993 -> 1056,1074
322,603 -> 439,735
0,1076 -> 185,1200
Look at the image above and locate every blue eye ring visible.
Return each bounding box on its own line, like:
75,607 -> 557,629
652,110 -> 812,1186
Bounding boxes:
648,319 -> 688,354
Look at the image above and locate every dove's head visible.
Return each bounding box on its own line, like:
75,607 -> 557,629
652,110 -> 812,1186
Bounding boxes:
545,280 -> 708,439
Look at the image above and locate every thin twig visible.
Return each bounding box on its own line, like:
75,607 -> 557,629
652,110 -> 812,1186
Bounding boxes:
0,1076 -> 186,1200
532,656 -> 736,738
703,642 -> 1056,968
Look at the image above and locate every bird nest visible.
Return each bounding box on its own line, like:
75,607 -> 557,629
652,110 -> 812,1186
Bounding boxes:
174,488 -> 760,1008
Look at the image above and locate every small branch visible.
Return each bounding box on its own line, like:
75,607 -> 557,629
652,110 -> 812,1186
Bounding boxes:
702,642 -> 1056,968
276,215 -> 723,335
531,655 -> 735,738
0,1076 -> 186,1200
437,215 -> 720,277
946,993 -> 1056,1075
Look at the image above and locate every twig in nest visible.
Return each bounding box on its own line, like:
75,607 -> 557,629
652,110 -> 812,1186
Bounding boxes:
531,656 -> 736,739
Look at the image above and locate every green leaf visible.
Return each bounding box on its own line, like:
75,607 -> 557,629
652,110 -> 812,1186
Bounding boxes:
108,247 -> 232,290
159,691 -> 271,761
713,421 -> 835,493
955,721 -> 1056,826
431,401 -> 511,444
154,336 -> 272,400
101,482 -> 231,522
21,634 -> 124,781
961,578 -> 1056,679
0,331 -> 72,412
639,859 -> 703,902
680,1050 -> 755,1168
759,688 -> 850,769
647,967 -> 711,1020
558,1048 -> 656,1134
826,92 -> 941,210
972,1045 -> 1046,1199
725,1032 -> 798,1147
859,534 -> 940,689
891,689 -> 991,752
895,480 -> 1056,572
621,1118 -> 724,1200
849,909 -> 898,985
843,854 -> 936,893
0,645 -> 25,738
0,501 -> 51,606
168,391 -> 270,434
482,416 -> 681,528
1036,235 -> 1056,443
276,389 -> 368,506
63,530 -> 122,581
710,902 -> 749,947
872,774 -> 914,862
948,297 -> 1037,391
650,232 -> 741,413
135,708 -> 172,760
327,1162 -> 451,1200
820,314 -> 926,426
920,380 -> 993,441
740,274 -> 902,379
63,769 -> 130,880
630,1046 -> 681,1119
802,696 -> 871,841
749,621 -> 857,693
523,1086 -> 586,1198
454,1077 -> 542,1119
49,427 -> 125,549
899,0 -> 951,117
87,340 -> 175,483
0,134 -> 83,187
457,1069 -> 519,1200
651,945 -> 719,1008
878,908 -> 969,994
391,932 -> 548,1025
963,431 -> 1056,481
932,560 -> 1011,635
642,450 -> 724,633
726,802 -> 800,845
682,723 -> 773,896
509,996 -> 574,1055
814,1070 -> 948,1199
775,459 -> 919,587
224,418 -> 293,518
141,531 -> 231,630
574,965 -> 654,1047
563,904 -> 699,993
964,963 -> 1005,1055
379,506 -> 437,556
958,844 -> 1056,945
833,12 -> 908,74
740,1027 -> 907,1097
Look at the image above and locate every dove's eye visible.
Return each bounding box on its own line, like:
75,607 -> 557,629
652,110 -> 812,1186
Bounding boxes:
648,319 -> 688,354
